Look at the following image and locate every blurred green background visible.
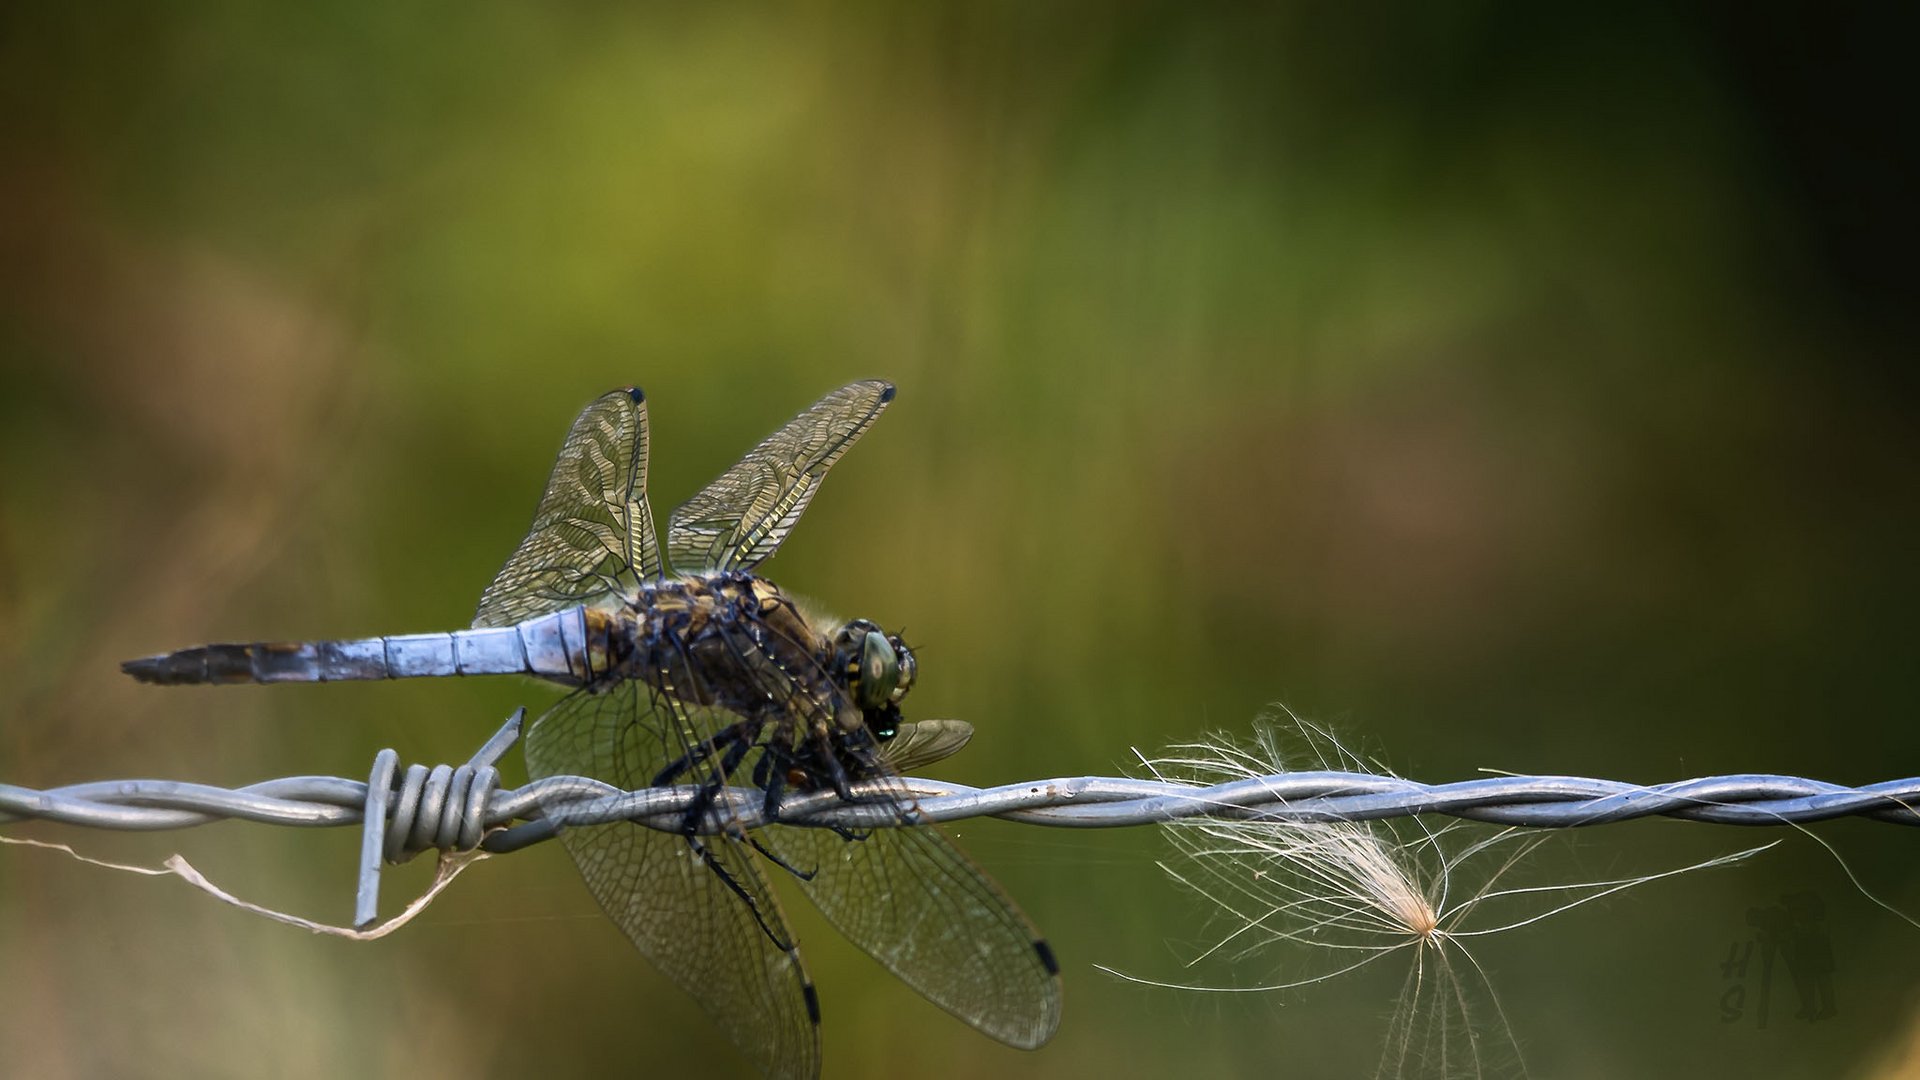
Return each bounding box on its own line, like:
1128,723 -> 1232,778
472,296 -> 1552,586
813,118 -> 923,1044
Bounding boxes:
3,4 -> 1916,1078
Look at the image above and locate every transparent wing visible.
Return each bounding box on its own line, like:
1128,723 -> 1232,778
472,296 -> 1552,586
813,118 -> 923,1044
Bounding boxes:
666,381 -> 894,573
525,680 -> 820,1080
878,719 -> 975,774
702,629 -> 1063,1049
474,388 -> 661,628
762,810 -> 1062,1050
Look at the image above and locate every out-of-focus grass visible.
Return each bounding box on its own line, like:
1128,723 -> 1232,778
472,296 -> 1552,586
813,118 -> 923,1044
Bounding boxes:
2,5 -> 1915,1078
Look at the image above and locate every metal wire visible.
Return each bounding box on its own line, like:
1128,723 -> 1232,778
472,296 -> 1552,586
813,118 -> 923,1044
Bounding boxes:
4,710 -> 1916,924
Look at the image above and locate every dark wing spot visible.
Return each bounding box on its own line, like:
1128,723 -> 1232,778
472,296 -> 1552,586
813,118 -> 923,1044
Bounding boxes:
1032,938 -> 1060,976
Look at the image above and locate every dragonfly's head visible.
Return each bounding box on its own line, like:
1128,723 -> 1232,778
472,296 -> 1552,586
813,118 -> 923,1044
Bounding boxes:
832,618 -> 917,738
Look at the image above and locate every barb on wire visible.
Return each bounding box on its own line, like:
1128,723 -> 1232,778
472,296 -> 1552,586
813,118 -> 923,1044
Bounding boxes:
3,709 -> 1917,924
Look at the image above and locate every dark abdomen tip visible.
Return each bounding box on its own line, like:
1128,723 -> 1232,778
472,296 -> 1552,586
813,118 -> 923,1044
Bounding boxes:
120,655 -> 168,684
121,643 -> 276,685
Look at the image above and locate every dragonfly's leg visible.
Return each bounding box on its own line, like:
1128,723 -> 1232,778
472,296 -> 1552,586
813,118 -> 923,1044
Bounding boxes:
760,754 -> 789,820
738,747 -> 826,880
786,728 -> 885,842
684,833 -> 796,951
651,724 -> 740,788
749,834 -> 818,882
752,733 -> 804,798
806,727 -> 858,803
680,725 -> 758,838
749,770 -> 824,880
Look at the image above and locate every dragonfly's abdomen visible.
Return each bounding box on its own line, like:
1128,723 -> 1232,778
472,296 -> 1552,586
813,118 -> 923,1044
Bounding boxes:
122,607 -> 619,686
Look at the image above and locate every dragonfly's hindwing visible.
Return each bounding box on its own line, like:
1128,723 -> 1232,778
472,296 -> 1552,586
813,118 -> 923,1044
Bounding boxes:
526,679 -> 822,1079
763,815 -> 1063,1050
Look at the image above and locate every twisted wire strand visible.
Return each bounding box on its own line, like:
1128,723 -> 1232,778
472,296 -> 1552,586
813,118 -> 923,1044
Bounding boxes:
4,711 -> 1916,922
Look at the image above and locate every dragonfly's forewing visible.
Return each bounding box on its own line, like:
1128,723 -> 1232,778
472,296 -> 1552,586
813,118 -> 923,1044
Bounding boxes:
762,812 -> 1062,1049
877,719 -> 974,774
526,680 -> 821,1079
666,381 -> 894,573
474,387 -> 661,628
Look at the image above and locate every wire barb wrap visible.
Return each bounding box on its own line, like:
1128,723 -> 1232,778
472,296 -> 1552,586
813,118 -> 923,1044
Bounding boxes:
351,708 -> 521,926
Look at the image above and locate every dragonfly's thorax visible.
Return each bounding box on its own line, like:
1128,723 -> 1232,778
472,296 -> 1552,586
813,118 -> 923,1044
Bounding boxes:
593,570 -> 920,769
616,571 -> 847,733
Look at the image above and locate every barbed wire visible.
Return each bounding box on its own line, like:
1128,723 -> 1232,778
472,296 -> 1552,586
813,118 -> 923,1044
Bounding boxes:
4,710 -> 1916,926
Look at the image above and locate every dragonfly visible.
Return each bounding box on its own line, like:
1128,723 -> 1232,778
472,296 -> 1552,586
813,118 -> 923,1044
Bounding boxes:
124,380 -> 1062,1078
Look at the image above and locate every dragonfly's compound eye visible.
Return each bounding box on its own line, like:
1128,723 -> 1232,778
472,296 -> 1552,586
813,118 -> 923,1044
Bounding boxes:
889,637 -> 916,704
857,630 -> 899,711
